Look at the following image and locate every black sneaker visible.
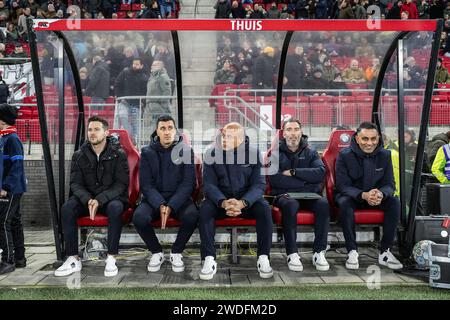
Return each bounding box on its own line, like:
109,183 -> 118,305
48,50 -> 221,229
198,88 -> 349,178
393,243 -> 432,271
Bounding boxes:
0,262 -> 15,275
15,259 -> 27,268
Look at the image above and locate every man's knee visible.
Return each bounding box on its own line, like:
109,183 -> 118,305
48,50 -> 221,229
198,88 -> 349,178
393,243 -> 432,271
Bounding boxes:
252,199 -> 272,221
278,197 -> 299,217
132,205 -> 151,228
336,196 -> 356,218
179,204 -> 199,226
314,198 -> 331,219
199,200 -> 219,223
61,198 -> 82,223
106,201 -> 124,220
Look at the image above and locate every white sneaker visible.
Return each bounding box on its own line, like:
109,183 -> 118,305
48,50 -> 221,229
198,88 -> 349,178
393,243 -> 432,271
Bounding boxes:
287,253 -> 303,272
104,255 -> 118,277
312,250 -> 330,271
54,256 -> 82,277
257,255 -> 274,279
170,253 -> 185,273
345,250 -> 359,270
379,249 -> 403,270
147,252 -> 165,272
199,256 -> 217,280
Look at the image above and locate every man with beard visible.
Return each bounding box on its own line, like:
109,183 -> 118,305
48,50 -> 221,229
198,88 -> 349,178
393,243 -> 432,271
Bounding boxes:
335,122 -> 403,270
132,115 -> 199,273
199,122 -> 273,280
54,116 -> 129,277
114,58 -> 149,143
268,119 -> 330,272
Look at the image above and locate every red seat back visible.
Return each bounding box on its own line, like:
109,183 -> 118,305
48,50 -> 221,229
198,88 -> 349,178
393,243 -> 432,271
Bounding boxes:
108,129 -> 140,209
322,130 -> 355,208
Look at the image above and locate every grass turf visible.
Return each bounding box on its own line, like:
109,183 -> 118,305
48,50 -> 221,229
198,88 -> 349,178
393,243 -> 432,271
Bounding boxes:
0,285 -> 450,300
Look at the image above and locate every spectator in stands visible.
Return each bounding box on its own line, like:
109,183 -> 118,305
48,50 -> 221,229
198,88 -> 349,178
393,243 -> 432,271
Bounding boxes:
199,122 -> 273,280
427,131 -> 450,167
338,0 -> 355,18
56,9 -> 64,18
252,46 -> 276,91
231,0 -> 245,18
250,3 -> 266,18
280,4 -> 294,19
0,44 -> 5,59
0,0 -> 10,27
355,37 -> 375,58
365,57 -> 381,87
285,45 -> 307,90
54,116 -> 129,278
322,57 -> 340,82
268,119 -> 331,272
79,67 -> 89,93
214,59 -> 236,85
386,0 -> 402,19
432,140 -> 450,184
145,60 -> 172,138
0,75 -> 9,104
235,61 -> 252,85
154,43 -> 175,82
10,43 -> 27,58
45,3 -> 57,18
85,55 -> 111,110
214,0 -> 231,18
27,0 -> 39,17
133,114 -> 199,273
100,0 -> 113,18
0,104 -> 26,275
296,0 -> 309,19
115,57 -> 148,143
400,10 -> 409,19
342,59 -> 366,83
335,122 -> 403,270
353,0 -> 367,19
315,0 -> 328,19
401,0 -> 418,19
417,0 -> 430,19
330,72 -> 350,95
84,0 -> 100,18
140,1 -> 162,18
17,6 -> 33,41
435,58 -> 450,84
339,34 -> 355,57
267,2 -> 281,18
159,0 -> 173,18
404,56 -> 423,88
305,67 -> 329,96
120,46 -> 136,71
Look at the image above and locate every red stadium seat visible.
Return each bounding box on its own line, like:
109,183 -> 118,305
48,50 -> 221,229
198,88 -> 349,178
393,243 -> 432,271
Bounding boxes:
132,4 -> 142,11
77,130 -> 140,227
309,96 -> 334,125
336,95 -> 357,125
120,4 -> 131,11
430,95 -> 450,126
322,130 -> 384,224
355,95 -> 373,123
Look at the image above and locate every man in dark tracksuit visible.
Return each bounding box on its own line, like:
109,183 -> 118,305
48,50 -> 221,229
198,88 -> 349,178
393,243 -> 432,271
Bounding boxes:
132,115 -> 199,273
269,119 -> 330,272
0,104 -> 26,275
335,122 -> 403,270
199,122 -> 273,280
55,116 -> 129,278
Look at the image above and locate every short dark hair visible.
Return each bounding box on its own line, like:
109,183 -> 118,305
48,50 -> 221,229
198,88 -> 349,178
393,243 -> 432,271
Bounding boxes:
446,131 -> 450,140
156,114 -> 176,129
88,116 -> 109,130
282,118 -> 302,130
132,57 -> 143,65
356,122 -> 379,134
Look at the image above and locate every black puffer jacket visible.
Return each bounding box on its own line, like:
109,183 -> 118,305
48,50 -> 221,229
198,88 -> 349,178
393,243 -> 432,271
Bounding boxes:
70,136 -> 129,207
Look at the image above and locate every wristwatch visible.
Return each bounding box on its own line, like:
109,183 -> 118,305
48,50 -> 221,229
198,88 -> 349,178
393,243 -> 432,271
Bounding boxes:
241,199 -> 249,209
290,168 -> 296,177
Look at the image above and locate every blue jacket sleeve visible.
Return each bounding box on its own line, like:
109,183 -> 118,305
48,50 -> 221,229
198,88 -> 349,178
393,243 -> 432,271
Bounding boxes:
294,150 -> 326,183
335,152 -> 363,201
241,156 -> 266,206
139,149 -> 166,209
379,152 -> 396,198
203,162 -> 227,207
167,148 -> 196,212
3,137 -> 26,195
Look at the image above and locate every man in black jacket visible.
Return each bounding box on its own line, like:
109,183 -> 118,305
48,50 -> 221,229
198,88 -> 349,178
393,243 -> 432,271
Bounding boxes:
199,122 -> 273,280
114,58 -> 148,143
335,122 -> 403,270
85,56 -> 110,110
268,119 -> 330,272
132,115 -> 198,273
54,116 -> 130,278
